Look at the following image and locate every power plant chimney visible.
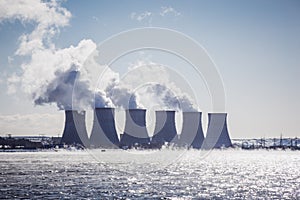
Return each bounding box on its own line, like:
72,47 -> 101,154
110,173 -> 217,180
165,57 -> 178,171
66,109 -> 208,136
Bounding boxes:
120,109 -> 150,148
60,110 -> 90,147
90,108 -> 119,148
151,110 -> 178,147
203,113 -> 232,149
179,112 -> 204,149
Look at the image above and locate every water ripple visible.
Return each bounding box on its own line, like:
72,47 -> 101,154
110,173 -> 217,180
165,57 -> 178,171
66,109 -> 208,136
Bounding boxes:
0,150 -> 299,199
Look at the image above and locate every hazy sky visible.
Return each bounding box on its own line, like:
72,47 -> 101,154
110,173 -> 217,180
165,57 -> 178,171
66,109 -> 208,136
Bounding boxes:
0,0 -> 299,138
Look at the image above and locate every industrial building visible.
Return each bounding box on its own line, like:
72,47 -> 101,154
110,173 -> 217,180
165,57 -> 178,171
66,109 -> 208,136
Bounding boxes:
60,108 -> 232,149
119,109 -> 150,148
151,111 -> 178,148
60,110 -> 90,147
90,108 -> 119,148
202,113 -> 232,149
179,112 -> 204,149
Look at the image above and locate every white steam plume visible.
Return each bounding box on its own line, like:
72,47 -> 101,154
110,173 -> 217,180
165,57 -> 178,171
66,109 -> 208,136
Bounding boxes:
3,0 -> 197,111
104,79 -> 138,109
137,83 -> 197,112
113,60 -> 198,111
2,0 -> 98,110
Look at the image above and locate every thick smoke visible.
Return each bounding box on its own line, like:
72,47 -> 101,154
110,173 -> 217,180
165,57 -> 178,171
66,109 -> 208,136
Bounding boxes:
3,1 -> 97,110
137,83 -> 197,112
4,0 -> 198,112
9,38 -> 97,110
34,68 -> 93,110
93,79 -> 139,109
111,61 -> 198,111
94,90 -> 113,108
104,79 -> 138,109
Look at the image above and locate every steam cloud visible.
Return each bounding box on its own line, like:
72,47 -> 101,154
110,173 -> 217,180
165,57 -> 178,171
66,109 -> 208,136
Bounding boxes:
133,83 -> 196,112
3,0 -> 198,111
104,78 -> 138,109
143,84 -> 196,112
34,69 -> 93,110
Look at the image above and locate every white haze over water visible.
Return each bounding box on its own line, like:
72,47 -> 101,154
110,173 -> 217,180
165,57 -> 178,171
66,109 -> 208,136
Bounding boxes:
0,150 -> 299,199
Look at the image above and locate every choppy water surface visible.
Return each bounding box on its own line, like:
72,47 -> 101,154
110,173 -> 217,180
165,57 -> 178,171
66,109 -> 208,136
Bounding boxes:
0,149 -> 299,199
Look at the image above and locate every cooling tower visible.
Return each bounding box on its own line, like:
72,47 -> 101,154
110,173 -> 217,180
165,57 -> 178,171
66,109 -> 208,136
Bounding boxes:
60,110 -> 90,147
120,109 -> 150,148
151,111 -> 178,147
90,108 -> 119,148
203,113 -> 232,149
179,112 -> 204,149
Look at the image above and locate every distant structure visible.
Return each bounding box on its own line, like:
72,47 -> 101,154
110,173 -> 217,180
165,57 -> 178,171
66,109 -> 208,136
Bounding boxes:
119,109 -> 150,148
179,112 -> 204,149
60,110 -> 90,147
60,109 -> 232,149
90,108 -> 119,148
203,113 -> 232,149
151,111 -> 178,147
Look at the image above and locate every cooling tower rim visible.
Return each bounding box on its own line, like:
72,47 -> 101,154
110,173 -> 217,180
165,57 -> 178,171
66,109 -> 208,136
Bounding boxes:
94,107 -> 115,110
64,109 -> 86,113
155,110 -> 177,113
125,108 -> 147,111
182,111 -> 202,114
208,112 -> 228,115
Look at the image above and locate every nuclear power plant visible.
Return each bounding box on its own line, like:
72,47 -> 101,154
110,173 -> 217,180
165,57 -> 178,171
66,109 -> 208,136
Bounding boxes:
60,110 -> 90,147
179,112 -> 205,149
151,111 -> 178,148
90,108 -> 119,148
119,109 -> 150,148
202,113 -> 232,149
60,109 -> 232,149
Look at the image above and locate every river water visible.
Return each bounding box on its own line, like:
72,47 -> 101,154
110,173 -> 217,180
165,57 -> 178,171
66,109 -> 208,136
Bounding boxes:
0,149 -> 299,199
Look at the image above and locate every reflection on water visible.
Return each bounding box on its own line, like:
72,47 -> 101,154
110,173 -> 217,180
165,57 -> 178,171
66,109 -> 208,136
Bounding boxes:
0,150 -> 299,199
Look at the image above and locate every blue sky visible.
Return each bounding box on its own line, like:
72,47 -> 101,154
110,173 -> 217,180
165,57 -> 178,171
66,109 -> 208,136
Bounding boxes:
0,0 -> 299,138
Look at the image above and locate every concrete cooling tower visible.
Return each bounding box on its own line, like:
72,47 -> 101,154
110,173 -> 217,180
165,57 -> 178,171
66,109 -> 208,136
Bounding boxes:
151,111 -> 178,147
179,112 -> 204,149
119,109 -> 150,148
60,110 -> 90,147
90,108 -> 119,148
203,113 -> 232,149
